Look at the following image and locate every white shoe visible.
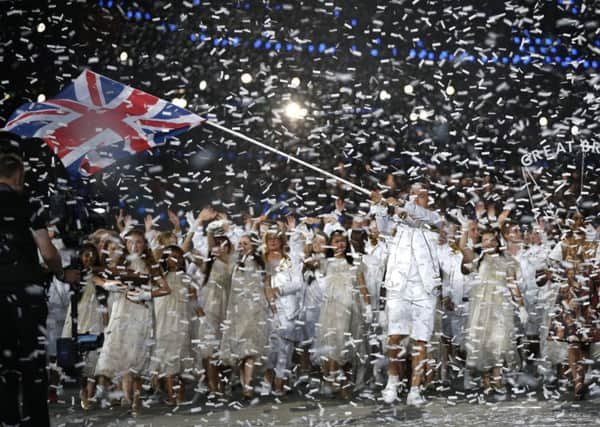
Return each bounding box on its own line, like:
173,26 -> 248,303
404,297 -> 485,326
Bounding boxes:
381,382 -> 399,404
256,381 -> 272,396
406,389 -> 426,407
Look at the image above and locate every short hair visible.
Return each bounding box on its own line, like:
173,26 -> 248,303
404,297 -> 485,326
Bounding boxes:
0,153 -> 24,179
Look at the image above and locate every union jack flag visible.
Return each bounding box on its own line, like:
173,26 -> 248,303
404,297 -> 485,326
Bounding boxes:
3,70 -> 204,176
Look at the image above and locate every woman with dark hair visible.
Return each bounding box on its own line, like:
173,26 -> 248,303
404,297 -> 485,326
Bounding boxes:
464,228 -> 527,398
547,212 -> 600,399
61,243 -> 103,410
195,222 -> 234,397
94,229 -> 170,416
220,233 -> 269,399
314,229 -> 371,399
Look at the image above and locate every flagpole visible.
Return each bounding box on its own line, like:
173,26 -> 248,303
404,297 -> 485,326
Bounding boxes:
204,119 -> 372,196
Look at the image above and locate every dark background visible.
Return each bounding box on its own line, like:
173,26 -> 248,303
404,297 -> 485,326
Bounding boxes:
1,0 -> 598,237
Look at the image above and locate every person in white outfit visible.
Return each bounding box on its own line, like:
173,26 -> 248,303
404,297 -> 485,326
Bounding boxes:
379,183 -> 445,406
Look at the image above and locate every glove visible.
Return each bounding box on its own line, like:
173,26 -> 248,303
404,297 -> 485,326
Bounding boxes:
127,290 -> 152,302
518,306 -> 529,326
103,280 -> 125,293
364,305 -> 373,324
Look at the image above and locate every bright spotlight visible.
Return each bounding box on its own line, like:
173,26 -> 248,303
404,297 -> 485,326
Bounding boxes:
403,84 -> 414,95
172,97 -> 187,108
284,102 -> 307,120
409,112 -> 419,122
571,125 -> 579,136
37,94 -> 46,103
539,116 -> 548,127
241,73 -> 253,84
379,90 -> 391,101
290,76 -> 301,88
37,22 -> 46,33
119,51 -> 128,62
445,85 -> 455,96
199,80 -> 207,91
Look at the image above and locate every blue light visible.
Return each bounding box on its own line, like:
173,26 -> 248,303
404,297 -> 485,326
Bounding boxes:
286,43 -> 293,51
274,4 -> 281,10
512,55 -> 521,64
554,56 -> 561,63
544,56 -> 551,64
221,39 -> 228,46
213,38 -> 220,46
448,54 -> 455,61
193,0 -> 200,5
513,36 -> 521,44
107,0 -> 113,7
134,11 -> 142,20
99,0 -> 104,6
307,44 -> 315,53
428,51 -> 435,60
200,33 -> 207,42
534,37 -> 541,45
570,48 -> 578,55
370,48 -> 379,57
334,9 -> 340,17
409,48 -> 417,58
275,42 -> 281,50
583,60 -> 590,68
244,2 -> 250,9
501,56 -> 509,64
190,33 -> 197,42
231,37 -> 240,46
318,43 -> 326,53
522,56 -> 531,64
351,18 -> 358,27
540,47 -> 547,54
572,7 -> 578,14
439,50 -> 448,60
529,46 -> 536,53
550,47 -> 557,54
480,55 -> 488,63
391,47 -> 398,56
416,40 -> 424,48
418,49 -> 427,59
137,207 -> 146,214
331,46 -> 336,54
253,39 -> 262,48
592,60 -> 599,69
545,38 -> 552,45
351,44 -> 358,51
374,37 -> 381,45
126,10 -> 132,18
169,23 -> 176,32
144,12 -> 151,20
265,40 -> 272,49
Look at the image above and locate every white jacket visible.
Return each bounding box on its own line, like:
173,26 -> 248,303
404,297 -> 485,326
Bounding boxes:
384,202 -> 443,295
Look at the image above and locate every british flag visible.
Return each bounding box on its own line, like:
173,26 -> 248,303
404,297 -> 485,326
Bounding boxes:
3,70 -> 204,176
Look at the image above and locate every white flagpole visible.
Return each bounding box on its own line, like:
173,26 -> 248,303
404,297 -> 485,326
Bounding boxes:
203,120 -> 372,196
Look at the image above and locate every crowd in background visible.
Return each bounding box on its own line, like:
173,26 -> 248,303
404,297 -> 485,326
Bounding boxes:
43,172 -> 600,416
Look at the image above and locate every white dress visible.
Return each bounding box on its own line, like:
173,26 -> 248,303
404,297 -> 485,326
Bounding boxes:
149,271 -> 194,376
314,258 -> 365,365
95,258 -> 154,378
62,272 -> 105,377
220,258 -> 269,366
465,254 -> 520,372
194,258 -> 232,360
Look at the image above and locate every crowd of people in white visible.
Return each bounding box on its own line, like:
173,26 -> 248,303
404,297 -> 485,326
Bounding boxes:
49,182 -> 600,415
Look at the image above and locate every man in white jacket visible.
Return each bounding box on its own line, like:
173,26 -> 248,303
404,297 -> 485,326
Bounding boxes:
379,183 -> 445,406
